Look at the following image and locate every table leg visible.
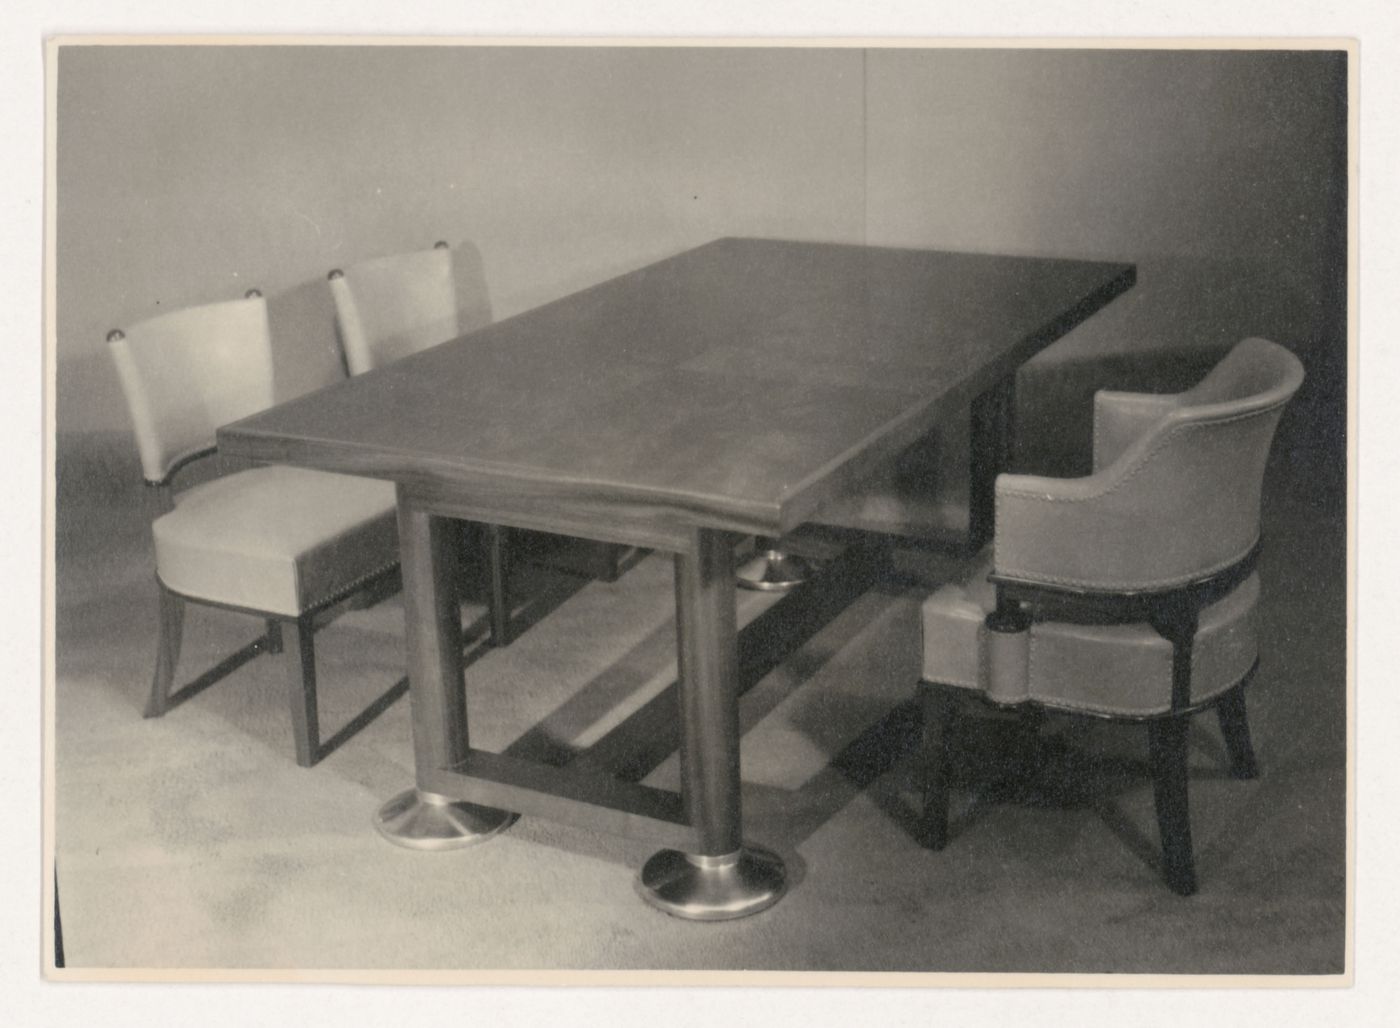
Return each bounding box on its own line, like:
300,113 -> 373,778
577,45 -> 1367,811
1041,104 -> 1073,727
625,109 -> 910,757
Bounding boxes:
375,499 -> 516,849
968,373 -> 1016,552
484,523 -> 512,647
637,528 -> 786,920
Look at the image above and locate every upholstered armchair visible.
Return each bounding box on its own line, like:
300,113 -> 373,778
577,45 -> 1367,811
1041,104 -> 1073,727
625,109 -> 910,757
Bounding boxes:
915,337 -> 1304,894
108,290 -> 401,767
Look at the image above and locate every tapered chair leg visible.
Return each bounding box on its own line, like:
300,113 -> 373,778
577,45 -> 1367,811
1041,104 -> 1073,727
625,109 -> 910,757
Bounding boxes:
263,619 -> 284,654
485,523 -> 511,648
284,618 -> 320,768
916,682 -> 954,850
1147,716 -> 1197,896
1215,687 -> 1259,780
144,583 -> 185,718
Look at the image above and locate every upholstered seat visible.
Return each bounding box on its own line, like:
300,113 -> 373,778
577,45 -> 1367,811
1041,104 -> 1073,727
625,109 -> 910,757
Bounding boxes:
921,559 -> 1260,717
109,290 -> 402,766
914,337 -> 1304,894
153,466 -> 396,617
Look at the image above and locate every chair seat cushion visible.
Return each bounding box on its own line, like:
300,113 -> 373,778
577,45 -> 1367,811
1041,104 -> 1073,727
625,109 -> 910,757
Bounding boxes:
153,466 -> 398,617
920,556 -> 1259,716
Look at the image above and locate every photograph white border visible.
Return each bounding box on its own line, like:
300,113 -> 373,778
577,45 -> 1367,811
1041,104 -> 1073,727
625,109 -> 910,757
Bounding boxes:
11,1 -> 1396,1023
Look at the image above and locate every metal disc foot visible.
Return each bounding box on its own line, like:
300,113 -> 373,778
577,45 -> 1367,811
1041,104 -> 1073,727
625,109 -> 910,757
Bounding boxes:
636,847 -> 787,921
736,548 -> 820,591
374,788 -> 517,850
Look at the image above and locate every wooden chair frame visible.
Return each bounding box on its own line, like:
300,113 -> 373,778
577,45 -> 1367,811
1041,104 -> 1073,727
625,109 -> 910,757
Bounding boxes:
915,544 -> 1263,896
140,450 -> 404,768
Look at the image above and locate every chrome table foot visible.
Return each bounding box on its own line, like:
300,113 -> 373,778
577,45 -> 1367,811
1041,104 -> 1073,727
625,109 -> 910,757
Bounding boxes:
636,847 -> 786,921
735,546 -> 821,592
374,788 -> 517,850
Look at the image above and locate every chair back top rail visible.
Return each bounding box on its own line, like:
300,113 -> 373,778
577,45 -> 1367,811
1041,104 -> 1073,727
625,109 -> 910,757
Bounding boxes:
329,243 -> 459,376
108,289 -> 273,485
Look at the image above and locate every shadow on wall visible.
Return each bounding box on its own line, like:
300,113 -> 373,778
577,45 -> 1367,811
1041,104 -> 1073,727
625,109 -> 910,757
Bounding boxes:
1018,254 -> 1344,507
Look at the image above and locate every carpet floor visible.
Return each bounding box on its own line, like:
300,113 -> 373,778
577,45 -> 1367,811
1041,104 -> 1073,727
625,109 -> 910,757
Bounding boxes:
51,457 -> 1346,977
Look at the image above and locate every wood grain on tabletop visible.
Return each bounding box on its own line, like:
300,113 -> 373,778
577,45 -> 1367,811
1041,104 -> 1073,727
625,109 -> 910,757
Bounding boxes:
218,238 -> 1135,540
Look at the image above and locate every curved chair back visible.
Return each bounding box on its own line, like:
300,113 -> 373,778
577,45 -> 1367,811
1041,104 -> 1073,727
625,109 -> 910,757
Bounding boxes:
329,243 -> 459,376
1103,337 -> 1303,586
994,337 -> 1304,591
108,293 -> 274,484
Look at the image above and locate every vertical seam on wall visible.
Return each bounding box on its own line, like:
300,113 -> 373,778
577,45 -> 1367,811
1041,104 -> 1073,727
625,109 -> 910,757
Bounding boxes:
861,47 -> 869,245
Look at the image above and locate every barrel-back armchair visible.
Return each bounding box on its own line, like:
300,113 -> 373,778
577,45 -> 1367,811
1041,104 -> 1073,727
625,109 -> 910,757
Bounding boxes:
915,337 -> 1305,894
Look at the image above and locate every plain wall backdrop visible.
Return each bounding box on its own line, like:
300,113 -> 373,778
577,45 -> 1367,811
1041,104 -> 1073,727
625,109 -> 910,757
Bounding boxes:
53,45 -> 1346,487
54,45 -> 868,439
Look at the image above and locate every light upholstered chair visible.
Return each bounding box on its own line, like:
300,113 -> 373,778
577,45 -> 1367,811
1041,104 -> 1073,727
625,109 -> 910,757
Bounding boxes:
915,337 -> 1304,894
330,242 -> 636,633
108,290 -> 401,767
327,242 -> 520,645
328,241 -> 467,378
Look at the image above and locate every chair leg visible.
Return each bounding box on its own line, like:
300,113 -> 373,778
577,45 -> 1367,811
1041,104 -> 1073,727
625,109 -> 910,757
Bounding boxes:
485,523 -> 512,647
1215,687 -> 1259,780
284,618 -> 320,768
916,682 -> 954,850
263,619 -> 284,655
1147,716 -> 1197,896
144,583 -> 185,718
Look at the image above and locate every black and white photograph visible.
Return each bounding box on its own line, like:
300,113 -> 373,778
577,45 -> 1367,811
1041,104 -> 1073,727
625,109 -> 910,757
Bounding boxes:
14,1 -> 1392,1016
42,37 -> 1352,983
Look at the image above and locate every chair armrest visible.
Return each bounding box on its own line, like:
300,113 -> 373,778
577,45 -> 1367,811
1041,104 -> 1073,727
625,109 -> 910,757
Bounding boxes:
993,468 -> 1146,591
1092,390 -> 1181,471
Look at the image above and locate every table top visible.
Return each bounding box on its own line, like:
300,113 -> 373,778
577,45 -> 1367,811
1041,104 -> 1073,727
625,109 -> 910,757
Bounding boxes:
219,238 -> 1134,545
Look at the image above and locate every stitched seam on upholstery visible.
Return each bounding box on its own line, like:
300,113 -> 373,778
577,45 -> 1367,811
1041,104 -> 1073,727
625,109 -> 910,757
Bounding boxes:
1027,630 -> 1036,703
1033,694 -> 1171,718
1024,616 -> 1244,715
995,538 -> 1257,591
1027,626 -> 1171,716
1092,411 -> 1105,471
998,406 -> 1283,509
302,559 -> 399,612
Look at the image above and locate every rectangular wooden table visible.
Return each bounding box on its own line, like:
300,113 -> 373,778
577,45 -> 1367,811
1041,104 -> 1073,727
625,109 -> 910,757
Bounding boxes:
219,238 -> 1135,920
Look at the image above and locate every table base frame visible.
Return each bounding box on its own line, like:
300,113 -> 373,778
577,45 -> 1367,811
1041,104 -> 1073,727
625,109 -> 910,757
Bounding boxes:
379,372 -> 1014,920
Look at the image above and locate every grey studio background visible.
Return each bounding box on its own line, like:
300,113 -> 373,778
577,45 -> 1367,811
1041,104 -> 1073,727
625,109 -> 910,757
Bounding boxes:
50,45 -> 1346,974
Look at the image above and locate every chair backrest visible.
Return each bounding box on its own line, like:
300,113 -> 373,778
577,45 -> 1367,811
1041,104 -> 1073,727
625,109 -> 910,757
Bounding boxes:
329,243 -> 460,376
993,338 -> 1304,592
108,293 -> 275,484
1078,337 -> 1304,589
1177,336 -> 1306,409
